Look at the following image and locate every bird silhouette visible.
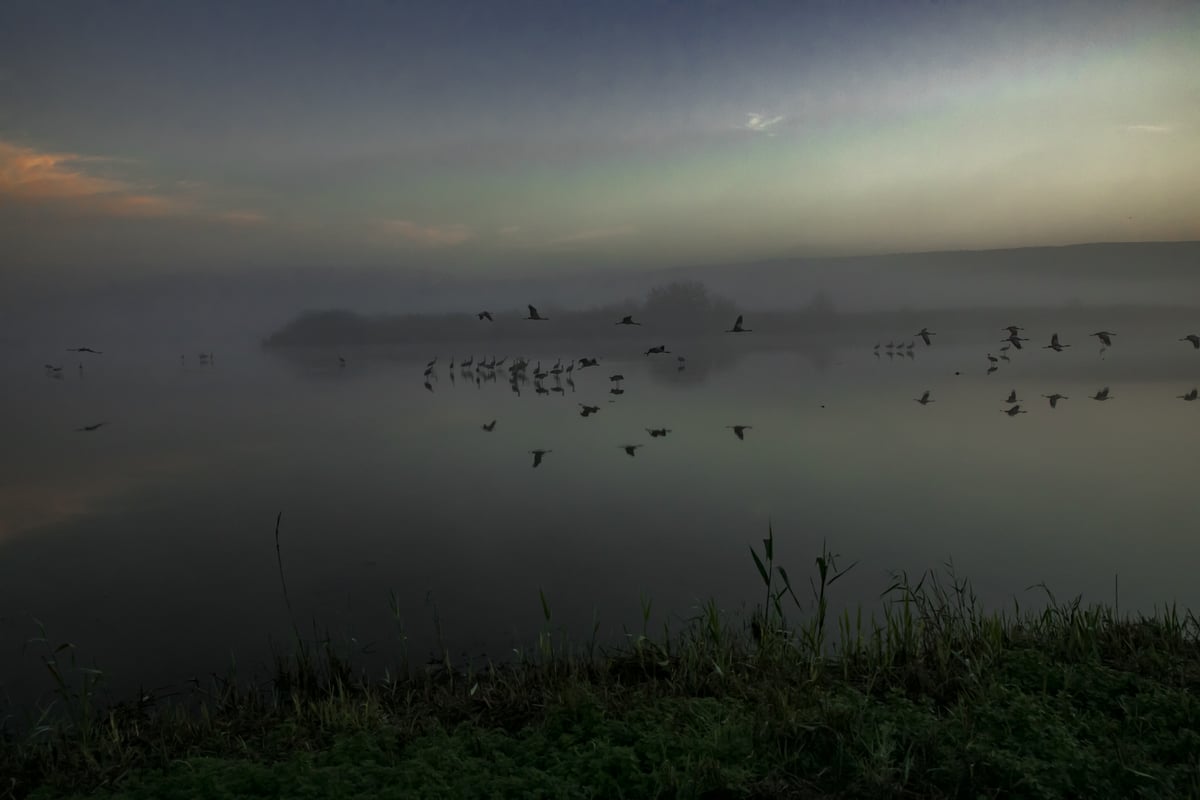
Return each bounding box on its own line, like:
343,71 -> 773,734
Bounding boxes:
339,355 -> 347,367
915,390 -> 934,405
644,345 -> 670,355
1090,331 -> 1114,347
1003,334 -> 1027,349
1091,387 -> 1112,401
579,404 -> 600,416
76,422 -> 107,432
1043,393 -> 1068,408
987,365 -> 999,375
726,315 -> 751,333
727,425 -> 752,440
609,374 -> 625,382
66,347 -> 103,354
1180,334 -> 1200,349
478,311 -> 493,321
1043,333 -> 1070,352
1005,389 -> 1018,404
1002,326 -> 1024,336
645,428 -> 671,437
1177,388 -> 1198,401
916,328 -> 935,346
424,381 -> 434,392
987,353 -> 999,364
578,357 -> 599,368
620,444 -> 643,457
1003,405 -> 1027,416
524,305 -> 548,321
615,315 -> 641,326
610,388 -> 625,396
529,449 -> 551,468
482,420 -> 497,432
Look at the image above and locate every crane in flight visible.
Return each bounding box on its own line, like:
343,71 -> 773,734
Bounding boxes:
726,315 -> 751,333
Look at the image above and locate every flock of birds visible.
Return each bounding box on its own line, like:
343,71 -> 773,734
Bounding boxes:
42,307 -> 1200,455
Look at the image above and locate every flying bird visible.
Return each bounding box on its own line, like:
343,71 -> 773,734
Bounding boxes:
610,388 -> 625,395
524,305 -> 548,321
916,328 -> 935,346
915,390 -> 934,405
615,315 -> 641,326
609,374 -> 625,382
644,345 -> 670,355
727,425 -> 752,440
645,428 -> 671,437
986,353 -> 999,364
578,357 -> 599,368
477,311 -> 493,321
620,444 -> 643,457
1091,387 -> 1112,401
529,449 -> 551,468
75,422 -> 107,432
726,315 -> 751,333
424,381 -> 433,392
1003,334 -> 1027,349
481,420 -> 497,432
1090,331 -> 1115,347
1180,334 -> 1200,349
1003,405 -> 1027,416
579,404 -> 600,416
1043,333 -> 1071,352
1177,388 -> 1198,401
1002,326 -> 1024,336
1043,393 -> 1069,408
1005,389 -> 1018,404
66,347 -> 103,354
987,365 -> 999,375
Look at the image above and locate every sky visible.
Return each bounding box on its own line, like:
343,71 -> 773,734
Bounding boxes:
2,0 -> 1199,295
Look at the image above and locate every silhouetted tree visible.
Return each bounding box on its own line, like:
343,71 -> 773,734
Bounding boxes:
642,281 -> 738,330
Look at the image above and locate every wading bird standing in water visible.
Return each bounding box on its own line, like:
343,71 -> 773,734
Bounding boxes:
524,305 -> 548,321
529,449 -> 551,468
915,390 -> 934,405
1043,393 -> 1069,408
727,425 -> 752,440
726,315 -> 751,333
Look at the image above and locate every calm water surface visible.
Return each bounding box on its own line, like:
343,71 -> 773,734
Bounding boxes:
2,328 -> 1199,708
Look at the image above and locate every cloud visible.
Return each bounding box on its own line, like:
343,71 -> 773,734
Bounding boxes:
0,139 -> 257,222
545,224 -> 637,246
742,112 -> 785,134
378,219 -> 473,246
1125,124 -> 1173,134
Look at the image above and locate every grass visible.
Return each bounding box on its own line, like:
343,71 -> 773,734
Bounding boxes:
3,527 -> 1199,799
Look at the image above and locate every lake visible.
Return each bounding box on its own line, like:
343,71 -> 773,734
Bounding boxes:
3,322 -> 1199,711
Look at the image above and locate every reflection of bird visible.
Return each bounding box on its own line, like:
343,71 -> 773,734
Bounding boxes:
477,311 -> 493,321
620,444 -> 643,457
481,420 -> 497,432
915,390 -> 934,405
615,315 -> 641,326
76,422 -> 107,432
1043,393 -> 1069,408
1005,389 -> 1018,404
579,404 -> 600,416
524,305 -> 548,321
1043,333 -> 1070,352
529,449 -> 551,468
1003,405 -> 1027,416
1091,386 -> 1112,401
916,328 -> 935,346
644,345 -> 670,355
1180,334 -> 1200,349
726,315 -> 751,333
1090,331 -> 1114,347
727,425 -> 752,440
67,347 -> 103,354
645,428 -> 671,437
1177,388 -> 1198,401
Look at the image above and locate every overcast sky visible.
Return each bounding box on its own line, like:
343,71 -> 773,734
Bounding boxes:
2,0 -> 1198,293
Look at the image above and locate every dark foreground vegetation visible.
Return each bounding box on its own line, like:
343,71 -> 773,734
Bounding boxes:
5,534 -> 1199,799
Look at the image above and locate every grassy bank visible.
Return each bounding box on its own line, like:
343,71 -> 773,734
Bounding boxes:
4,533 -> 1199,799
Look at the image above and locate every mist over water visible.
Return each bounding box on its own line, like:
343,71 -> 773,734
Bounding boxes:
3,312 -> 1200,709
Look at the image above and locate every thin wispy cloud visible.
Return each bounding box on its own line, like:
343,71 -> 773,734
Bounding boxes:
0,139 -> 260,221
1125,124 -> 1173,134
741,112 -> 785,135
545,224 -> 637,246
378,219 -> 474,246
